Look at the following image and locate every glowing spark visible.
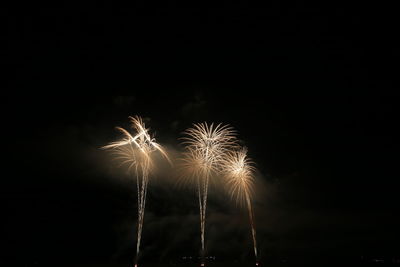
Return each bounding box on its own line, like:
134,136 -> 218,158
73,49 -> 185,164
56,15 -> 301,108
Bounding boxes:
222,147 -> 258,261
102,116 -> 169,266
222,147 -> 255,205
180,122 -> 237,264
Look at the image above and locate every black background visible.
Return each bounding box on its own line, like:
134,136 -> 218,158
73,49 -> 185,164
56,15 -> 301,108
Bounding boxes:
3,3 -> 400,267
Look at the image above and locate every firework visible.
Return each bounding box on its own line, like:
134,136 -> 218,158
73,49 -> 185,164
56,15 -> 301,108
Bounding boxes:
102,116 -> 169,266
180,122 -> 237,264
222,147 -> 258,262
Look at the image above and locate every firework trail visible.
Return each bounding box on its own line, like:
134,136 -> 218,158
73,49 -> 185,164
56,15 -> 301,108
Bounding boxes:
222,147 -> 258,262
180,123 -> 237,264
102,116 -> 169,266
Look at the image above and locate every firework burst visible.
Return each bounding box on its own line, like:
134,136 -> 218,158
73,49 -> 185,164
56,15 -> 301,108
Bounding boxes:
102,116 -> 169,266
222,147 -> 258,262
180,122 -> 237,264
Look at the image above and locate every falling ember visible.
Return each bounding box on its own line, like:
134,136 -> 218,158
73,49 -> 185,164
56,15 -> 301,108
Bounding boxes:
180,122 -> 237,263
221,147 -> 259,262
102,116 -> 170,266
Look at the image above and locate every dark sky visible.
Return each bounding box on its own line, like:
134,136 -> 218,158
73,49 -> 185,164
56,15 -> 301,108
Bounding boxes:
3,4 -> 400,267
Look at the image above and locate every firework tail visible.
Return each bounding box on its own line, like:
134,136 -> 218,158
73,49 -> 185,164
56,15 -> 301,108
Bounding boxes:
135,161 -> 150,265
197,174 -> 210,265
245,190 -> 258,261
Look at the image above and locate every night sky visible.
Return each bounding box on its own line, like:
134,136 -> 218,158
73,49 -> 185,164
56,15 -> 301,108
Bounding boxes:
3,4 -> 400,267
